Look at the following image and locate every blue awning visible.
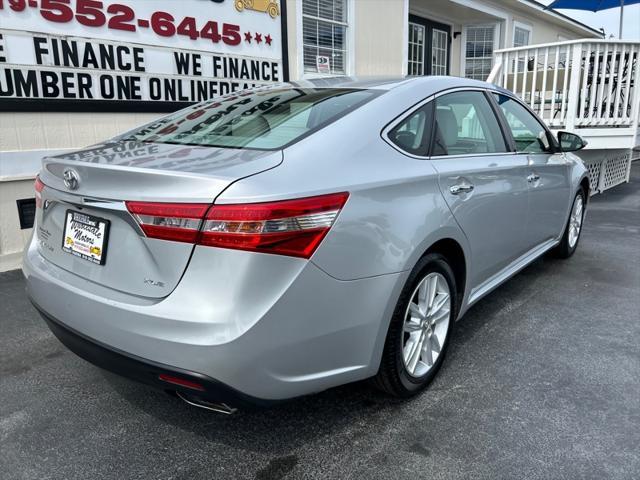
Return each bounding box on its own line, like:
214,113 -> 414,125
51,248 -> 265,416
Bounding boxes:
547,0 -> 640,12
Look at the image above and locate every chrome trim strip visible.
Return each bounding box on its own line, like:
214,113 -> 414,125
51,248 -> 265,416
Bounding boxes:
40,185 -> 144,236
468,238 -> 559,306
429,152 -> 516,160
381,86 -> 514,161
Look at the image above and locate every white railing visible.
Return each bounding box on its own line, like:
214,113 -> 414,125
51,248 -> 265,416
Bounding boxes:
488,39 -> 640,132
488,39 -> 639,194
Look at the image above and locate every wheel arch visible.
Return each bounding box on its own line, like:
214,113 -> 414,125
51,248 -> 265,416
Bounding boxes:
422,238 -> 467,314
580,176 -> 590,200
368,235 -> 469,382
368,229 -> 471,378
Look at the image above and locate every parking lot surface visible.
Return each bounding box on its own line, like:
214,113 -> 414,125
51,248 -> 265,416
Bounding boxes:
2,164 -> 639,480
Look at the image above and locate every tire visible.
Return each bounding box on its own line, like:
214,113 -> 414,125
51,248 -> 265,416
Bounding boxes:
552,189 -> 586,259
373,253 -> 458,397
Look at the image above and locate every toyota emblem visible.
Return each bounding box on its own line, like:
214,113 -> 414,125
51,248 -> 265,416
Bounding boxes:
62,168 -> 80,190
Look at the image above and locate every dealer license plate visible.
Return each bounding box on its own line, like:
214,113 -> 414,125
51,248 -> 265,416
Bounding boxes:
62,210 -> 110,265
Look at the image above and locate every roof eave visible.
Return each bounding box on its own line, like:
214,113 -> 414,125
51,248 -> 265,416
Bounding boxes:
516,0 -> 605,38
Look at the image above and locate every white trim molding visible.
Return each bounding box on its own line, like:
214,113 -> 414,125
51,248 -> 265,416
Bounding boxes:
513,0 -> 604,38
402,0 -> 409,76
450,0 -> 508,21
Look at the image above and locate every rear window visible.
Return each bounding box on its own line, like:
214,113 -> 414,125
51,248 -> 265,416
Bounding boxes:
124,88 -> 380,150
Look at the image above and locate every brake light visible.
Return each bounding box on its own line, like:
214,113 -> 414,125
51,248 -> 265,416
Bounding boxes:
35,175 -> 45,209
126,202 -> 209,243
200,192 -> 349,258
125,192 -> 349,258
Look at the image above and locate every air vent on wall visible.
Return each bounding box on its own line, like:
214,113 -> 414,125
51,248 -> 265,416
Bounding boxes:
16,198 -> 36,230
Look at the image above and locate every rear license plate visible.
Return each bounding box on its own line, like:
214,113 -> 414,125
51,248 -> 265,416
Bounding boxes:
62,210 -> 110,265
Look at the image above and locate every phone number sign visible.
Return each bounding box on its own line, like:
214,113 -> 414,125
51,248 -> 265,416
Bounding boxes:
0,0 -> 285,110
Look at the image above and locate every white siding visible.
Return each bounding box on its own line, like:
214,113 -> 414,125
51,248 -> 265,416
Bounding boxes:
0,112 -> 160,152
354,0 -> 406,76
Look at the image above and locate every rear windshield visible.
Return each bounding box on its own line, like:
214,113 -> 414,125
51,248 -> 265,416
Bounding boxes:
123,88 -> 380,150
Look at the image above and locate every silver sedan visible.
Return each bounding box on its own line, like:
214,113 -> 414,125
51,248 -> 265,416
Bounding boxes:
23,76 -> 589,412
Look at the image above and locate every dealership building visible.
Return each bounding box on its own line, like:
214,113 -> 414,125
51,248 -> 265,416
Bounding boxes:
0,0 -> 607,270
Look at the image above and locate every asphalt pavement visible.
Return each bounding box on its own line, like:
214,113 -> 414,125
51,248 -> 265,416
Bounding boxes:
1,164 -> 639,480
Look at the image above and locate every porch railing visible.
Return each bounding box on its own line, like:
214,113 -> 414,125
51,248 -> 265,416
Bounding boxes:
487,39 -> 640,132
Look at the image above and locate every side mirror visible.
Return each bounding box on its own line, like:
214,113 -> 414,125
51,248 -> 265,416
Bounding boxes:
558,131 -> 587,152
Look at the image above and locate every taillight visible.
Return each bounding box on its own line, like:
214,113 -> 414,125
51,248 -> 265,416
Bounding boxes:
126,202 -> 209,243
35,175 -> 45,209
125,192 -> 349,259
200,192 -> 349,258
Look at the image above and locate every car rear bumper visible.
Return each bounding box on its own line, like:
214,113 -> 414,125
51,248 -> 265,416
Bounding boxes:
23,234 -> 407,401
35,303 -> 274,407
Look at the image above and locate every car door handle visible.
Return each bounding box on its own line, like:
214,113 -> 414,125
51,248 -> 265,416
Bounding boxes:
450,183 -> 474,195
527,173 -> 540,183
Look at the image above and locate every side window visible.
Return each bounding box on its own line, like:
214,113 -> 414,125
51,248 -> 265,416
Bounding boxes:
493,93 -> 552,154
388,103 -> 433,156
432,91 -> 507,156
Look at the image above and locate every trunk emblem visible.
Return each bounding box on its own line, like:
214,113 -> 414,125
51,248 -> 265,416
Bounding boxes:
62,168 -> 80,190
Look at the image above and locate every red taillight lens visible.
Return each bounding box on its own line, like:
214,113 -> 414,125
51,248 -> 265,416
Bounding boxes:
34,175 -> 45,209
126,202 -> 209,243
200,192 -> 349,258
158,374 -> 205,391
126,192 -> 349,258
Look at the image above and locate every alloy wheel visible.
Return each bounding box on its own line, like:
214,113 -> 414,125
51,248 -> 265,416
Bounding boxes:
402,272 -> 451,378
568,194 -> 584,248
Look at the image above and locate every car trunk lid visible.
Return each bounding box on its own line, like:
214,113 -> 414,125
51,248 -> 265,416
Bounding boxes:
35,141 -> 282,299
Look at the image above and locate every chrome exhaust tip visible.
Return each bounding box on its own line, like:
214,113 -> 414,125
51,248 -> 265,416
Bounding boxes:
176,391 -> 238,415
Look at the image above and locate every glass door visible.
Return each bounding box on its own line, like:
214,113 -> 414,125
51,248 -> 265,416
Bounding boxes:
408,22 -> 426,75
431,28 -> 449,75
408,15 -> 451,76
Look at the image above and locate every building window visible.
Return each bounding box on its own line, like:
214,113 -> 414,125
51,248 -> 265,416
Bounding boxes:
408,22 -> 425,75
512,22 -> 532,71
513,26 -> 531,47
302,0 -> 348,75
464,25 -> 496,81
